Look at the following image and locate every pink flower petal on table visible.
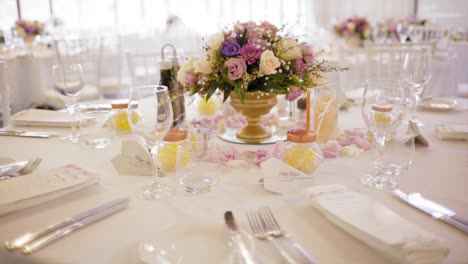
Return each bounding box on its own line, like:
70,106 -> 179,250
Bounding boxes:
338,136 -> 371,150
323,140 -> 341,158
218,146 -> 240,162
253,149 -> 271,166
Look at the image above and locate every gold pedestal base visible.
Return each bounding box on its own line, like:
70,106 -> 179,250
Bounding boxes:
230,92 -> 277,144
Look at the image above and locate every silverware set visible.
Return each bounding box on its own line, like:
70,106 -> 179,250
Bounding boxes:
0,158 -> 42,180
247,207 -> 318,264
4,197 -> 129,254
0,130 -> 56,138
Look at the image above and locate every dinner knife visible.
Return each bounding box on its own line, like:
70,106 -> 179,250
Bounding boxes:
394,189 -> 468,234
5,197 -> 129,250
0,130 -> 55,138
21,201 -> 128,254
224,211 -> 257,264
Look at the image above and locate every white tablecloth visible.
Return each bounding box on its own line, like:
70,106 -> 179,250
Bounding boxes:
0,104 -> 467,263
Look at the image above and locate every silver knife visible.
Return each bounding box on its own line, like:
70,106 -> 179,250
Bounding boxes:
394,189 -> 468,234
224,211 -> 257,264
5,197 -> 129,250
0,130 -> 56,138
21,201 -> 128,254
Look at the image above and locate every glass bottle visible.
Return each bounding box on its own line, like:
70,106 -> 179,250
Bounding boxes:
280,129 -> 323,175
159,60 -> 185,127
0,30 -> 5,45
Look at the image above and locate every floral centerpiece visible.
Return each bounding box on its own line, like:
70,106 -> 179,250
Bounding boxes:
177,21 -> 340,143
15,20 -> 44,42
177,21 -> 335,103
334,16 -> 371,47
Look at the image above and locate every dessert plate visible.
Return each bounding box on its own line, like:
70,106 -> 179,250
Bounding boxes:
138,223 -> 254,264
418,98 -> 457,112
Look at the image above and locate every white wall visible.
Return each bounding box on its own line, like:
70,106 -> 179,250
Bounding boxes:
419,0 -> 468,28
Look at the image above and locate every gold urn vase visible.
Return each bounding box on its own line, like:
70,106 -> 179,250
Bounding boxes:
230,92 -> 277,144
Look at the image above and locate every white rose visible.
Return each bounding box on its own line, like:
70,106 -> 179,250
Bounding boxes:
277,38 -> 302,61
177,59 -> 195,85
193,58 -> 213,74
259,50 -> 281,75
206,32 -> 224,51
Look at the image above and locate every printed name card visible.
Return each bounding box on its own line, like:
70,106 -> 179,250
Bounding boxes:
260,157 -> 313,194
111,140 -> 152,176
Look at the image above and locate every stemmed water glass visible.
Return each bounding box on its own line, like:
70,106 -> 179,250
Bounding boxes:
128,85 -> 173,200
396,22 -> 413,44
402,48 -> 432,122
52,63 -> 84,142
361,80 -> 407,189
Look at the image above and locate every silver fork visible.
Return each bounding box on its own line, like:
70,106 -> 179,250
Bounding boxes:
255,207 -> 318,264
0,158 -> 42,180
247,210 -> 297,264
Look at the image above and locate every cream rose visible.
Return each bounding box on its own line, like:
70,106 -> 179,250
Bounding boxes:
193,58 -> 212,74
177,59 -> 195,85
259,50 -> 281,75
309,72 -> 326,86
277,38 -> 302,61
206,32 -> 224,51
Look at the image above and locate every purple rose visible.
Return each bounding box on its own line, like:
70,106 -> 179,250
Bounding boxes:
300,43 -> 315,64
221,38 -> 241,57
239,43 -> 262,65
224,58 -> 247,81
185,72 -> 196,85
285,86 -> 303,102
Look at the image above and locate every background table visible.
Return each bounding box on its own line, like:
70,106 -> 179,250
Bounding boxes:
0,103 -> 467,263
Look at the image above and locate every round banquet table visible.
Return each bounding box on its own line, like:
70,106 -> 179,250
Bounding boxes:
0,102 -> 467,264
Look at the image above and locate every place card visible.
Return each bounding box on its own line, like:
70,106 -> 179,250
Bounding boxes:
260,157 -> 313,194
111,140 -> 152,176
0,165 -> 99,216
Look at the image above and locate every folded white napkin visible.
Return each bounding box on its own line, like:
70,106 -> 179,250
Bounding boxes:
304,185 -> 449,264
11,109 -> 74,127
434,124 -> 468,141
0,165 -> 99,216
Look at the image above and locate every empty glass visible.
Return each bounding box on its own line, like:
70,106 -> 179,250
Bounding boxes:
80,110 -> 113,149
402,48 -> 432,122
372,123 -> 415,183
396,23 -> 413,44
52,63 -> 84,142
128,85 -> 173,200
361,80 -> 407,189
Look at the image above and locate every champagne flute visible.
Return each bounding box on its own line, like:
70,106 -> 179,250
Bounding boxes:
128,85 -> 173,200
52,63 -> 84,142
402,48 -> 432,123
361,80 -> 407,190
396,22 -> 413,44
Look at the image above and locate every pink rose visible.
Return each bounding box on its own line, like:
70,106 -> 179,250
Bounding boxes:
285,86 -> 303,102
224,58 -> 247,81
260,21 -> 278,35
185,72 -> 196,85
300,43 -> 315,64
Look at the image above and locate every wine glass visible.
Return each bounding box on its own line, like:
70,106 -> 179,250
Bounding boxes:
52,63 -> 84,142
396,22 -> 413,44
128,85 -> 173,200
361,80 -> 407,190
402,48 -> 432,122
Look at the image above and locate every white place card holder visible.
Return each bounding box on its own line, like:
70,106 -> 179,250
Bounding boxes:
304,185 -> 449,264
434,124 -> 468,141
111,140 -> 152,176
260,157 -> 313,194
0,165 -> 99,216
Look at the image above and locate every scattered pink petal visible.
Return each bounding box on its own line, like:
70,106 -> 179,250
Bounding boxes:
323,140 -> 341,158
252,149 -> 271,166
218,146 -> 240,162
338,135 -> 371,150
344,128 -> 366,137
